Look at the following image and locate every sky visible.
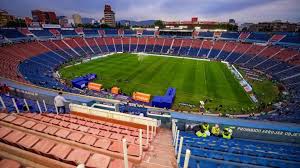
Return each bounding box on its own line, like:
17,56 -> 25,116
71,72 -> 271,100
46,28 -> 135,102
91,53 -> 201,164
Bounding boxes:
0,0 -> 300,24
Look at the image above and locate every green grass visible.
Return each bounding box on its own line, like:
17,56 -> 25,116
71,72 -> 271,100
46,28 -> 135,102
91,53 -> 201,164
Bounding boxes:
237,67 -> 279,105
248,78 -> 279,105
60,53 -> 255,113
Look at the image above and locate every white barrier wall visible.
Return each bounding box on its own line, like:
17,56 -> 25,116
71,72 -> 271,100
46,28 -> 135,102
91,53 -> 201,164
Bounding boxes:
69,104 -> 160,127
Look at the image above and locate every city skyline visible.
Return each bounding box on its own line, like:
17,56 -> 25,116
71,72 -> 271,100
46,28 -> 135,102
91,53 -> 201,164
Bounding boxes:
0,0 -> 299,24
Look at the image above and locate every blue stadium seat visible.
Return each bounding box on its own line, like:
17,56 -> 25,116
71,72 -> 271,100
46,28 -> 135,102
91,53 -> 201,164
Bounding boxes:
124,29 -> 136,36
178,131 -> 300,168
199,32 -> 214,38
1,94 -> 56,113
83,29 -> 99,37
246,32 -> 271,42
280,34 -> 300,44
30,29 -> 54,38
104,29 -> 118,36
220,32 -> 240,40
0,28 -> 27,39
60,30 -> 79,37
143,30 -> 155,36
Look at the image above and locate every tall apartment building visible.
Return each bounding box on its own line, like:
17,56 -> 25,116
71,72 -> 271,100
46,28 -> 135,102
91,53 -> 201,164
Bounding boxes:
72,14 -> 82,25
248,21 -> 298,32
104,4 -> 116,27
0,10 -> 15,27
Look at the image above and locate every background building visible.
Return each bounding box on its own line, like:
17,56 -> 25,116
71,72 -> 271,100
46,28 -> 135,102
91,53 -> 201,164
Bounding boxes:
0,10 -> 15,27
191,17 -> 198,23
67,18 -> 75,26
239,22 -> 254,31
81,17 -> 93,24
31,10 -> 58,24
24,17 -> 33,27
100,17 -> 105,24
58,16 -> 69,27
104,4 -> 116,27
72,14 -> 82,25
249,21 -> 298,32
164,17 -> 237,31
229,19 -> 236,25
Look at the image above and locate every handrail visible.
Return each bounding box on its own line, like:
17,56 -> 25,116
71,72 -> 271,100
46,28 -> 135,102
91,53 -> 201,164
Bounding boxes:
0,77 -> 120,104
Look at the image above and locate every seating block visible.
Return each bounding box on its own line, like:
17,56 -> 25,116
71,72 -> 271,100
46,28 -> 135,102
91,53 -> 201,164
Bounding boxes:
93,139 -> 111,150
67,132 -> 84,142
32,123 -> 47,132
0,113 -> 8,119
22,120 -> 36,129
55,129 -> 71,138
43,126 -> 59,135
32,139 -> 56,154
17,134 -> 40,149
3,130 -> 26,144
86,153 -> 111,168
3,116 -> 17,122
79,135 -> 97,146
0,159 -> 21,168
77,126 -> 89,132
0,127 -> 13,138
48,143 -> 72,160
65,148 -> 91,165
11,118 -> 26,126
87,128 -> 100,135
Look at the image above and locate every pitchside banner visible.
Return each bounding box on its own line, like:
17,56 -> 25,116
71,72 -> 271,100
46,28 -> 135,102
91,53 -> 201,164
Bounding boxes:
181,121 -> 300,144
234,126 -> 300,143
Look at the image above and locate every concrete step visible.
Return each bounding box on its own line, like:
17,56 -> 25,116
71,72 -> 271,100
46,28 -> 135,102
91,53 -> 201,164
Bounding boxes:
141,128 -> 177,168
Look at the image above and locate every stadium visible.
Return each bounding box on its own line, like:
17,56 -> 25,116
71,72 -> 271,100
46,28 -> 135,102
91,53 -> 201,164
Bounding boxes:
0,1 -> 300,168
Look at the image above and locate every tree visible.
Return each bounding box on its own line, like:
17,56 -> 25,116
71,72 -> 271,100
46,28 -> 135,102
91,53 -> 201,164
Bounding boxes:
241,27 -> 248,32
6,19 -> 27,27
50,20 -> 58,24
77,23 -> 84,27
154,20 -> 165,29
227,24 -> 238,31
6,21 -> 17,27
100,24 -> 112,29
116,22 -> 122,28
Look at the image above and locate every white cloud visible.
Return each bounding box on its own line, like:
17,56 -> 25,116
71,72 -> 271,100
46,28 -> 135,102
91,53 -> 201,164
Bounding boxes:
0,0 -> 299,23
213,0 -> 300,23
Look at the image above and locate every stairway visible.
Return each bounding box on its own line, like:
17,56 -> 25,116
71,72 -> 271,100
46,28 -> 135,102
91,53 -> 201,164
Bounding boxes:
139,128 -> 177,168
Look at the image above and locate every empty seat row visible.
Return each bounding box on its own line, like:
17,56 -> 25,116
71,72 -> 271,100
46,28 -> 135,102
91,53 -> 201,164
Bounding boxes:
177,131 -> 300,168
0,125 -> 132,168
42,113 -> 153,138
0,113 -> 142,158
0,158 -> 22,168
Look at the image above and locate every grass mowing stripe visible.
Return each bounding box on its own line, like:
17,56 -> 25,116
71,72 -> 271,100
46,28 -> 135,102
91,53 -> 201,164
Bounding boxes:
194,61 -> 206,97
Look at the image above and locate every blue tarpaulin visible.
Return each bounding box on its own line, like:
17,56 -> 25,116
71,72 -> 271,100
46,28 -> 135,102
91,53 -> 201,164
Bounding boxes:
71,73 -> 97,89
152,87 -> 176,109
71,77 -> 85,85
72,80 -> 88,89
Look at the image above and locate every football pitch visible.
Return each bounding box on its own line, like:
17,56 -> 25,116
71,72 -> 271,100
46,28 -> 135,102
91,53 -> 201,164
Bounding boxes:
60,53 -> 254,112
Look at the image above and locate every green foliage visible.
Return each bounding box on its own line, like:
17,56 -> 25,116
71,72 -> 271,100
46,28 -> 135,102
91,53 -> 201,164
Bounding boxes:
100,24 -> 112,28
250,79 -> 279,104
154,20 -> 165,29
116,22 -> 122,28
77,23 -> 101,28
50,20 -> 58,24
215,23 -> 238,31
6,19 -> 27,27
